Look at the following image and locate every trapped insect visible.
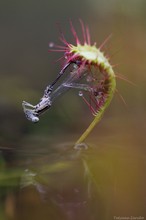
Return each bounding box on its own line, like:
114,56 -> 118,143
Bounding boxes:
22,85 -> 52,122
22,62 -> 87,122
22,20 -> 117,145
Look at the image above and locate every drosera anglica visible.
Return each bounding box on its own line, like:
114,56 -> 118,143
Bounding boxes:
22,20 -> 118,145
49,20 -> 116,145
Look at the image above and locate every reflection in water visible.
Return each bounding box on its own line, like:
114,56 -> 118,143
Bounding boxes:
1,142 -> 146,220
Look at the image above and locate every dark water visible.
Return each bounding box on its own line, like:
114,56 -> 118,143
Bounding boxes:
0,133 -> 146,220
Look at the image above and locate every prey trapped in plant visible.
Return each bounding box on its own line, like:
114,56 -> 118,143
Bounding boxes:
22,20 -> 116,144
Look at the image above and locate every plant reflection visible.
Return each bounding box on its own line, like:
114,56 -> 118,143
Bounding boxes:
1,143 -> 145,220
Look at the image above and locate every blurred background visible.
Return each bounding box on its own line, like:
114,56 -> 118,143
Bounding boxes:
0,0 -> 146,219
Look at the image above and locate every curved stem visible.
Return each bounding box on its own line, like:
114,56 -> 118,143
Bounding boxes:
75,66 -> 116,145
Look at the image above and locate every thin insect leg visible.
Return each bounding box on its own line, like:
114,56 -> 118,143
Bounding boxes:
60,62 -> 72,74
43,85 -> 53,97
49,62 -> 72,89
22,101 -> 39,122
22,101 -> 36,109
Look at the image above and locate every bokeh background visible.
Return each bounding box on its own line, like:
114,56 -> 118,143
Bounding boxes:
0,0 -> 146,146
0,0 -> 146,219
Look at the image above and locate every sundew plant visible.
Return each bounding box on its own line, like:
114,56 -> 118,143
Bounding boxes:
22,21 -> 117,145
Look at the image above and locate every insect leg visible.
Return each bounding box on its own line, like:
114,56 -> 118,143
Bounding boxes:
22,101 -> 39,122
60,61 -> 73,74
22,101 -> 36,109
22,84 -> 52,121
49,62 -> 72,88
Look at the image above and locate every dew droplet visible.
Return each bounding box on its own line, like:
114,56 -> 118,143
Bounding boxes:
79,91 -> 83,97
49,42 -> 54,48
